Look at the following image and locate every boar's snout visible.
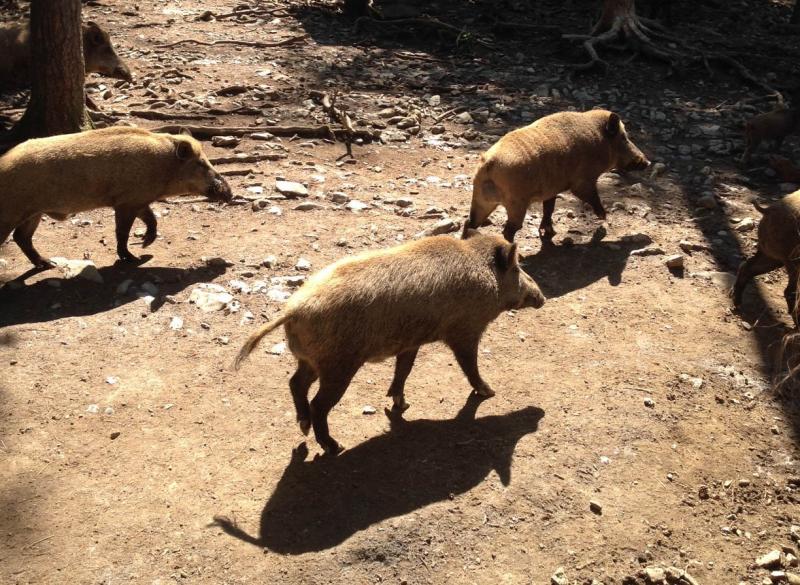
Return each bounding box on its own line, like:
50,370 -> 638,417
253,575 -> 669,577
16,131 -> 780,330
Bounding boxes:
626,155 -> 651,172
619,139 -> 651,172
113,63 -> 133,83
207,173 -> 233,202
516,271 -> 546,310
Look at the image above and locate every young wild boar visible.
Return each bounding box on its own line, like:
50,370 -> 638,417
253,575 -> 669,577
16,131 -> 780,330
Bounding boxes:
234,231 -> 546,455
732,190 -> 800,325
462,110 -> 650,243
740,107 -> 799,165
0,126 -> 232,271
0,21 -> 132,88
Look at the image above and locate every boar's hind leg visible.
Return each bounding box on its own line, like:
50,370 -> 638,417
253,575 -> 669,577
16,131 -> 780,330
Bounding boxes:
13,214 -> 52,268
539,198 -> 557,241
502,200 -> 528,243
290,360 -> 318,436
447,336 -> 495,398
137,206 -> 158,248
311,366 -> 360,455
732,250 -> 782,307
386,347 -> 419,411
784,264 -> 799,326
114,205 -> 140,261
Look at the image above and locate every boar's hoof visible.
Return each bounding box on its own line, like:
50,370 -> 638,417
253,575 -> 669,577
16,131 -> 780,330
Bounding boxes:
321,440 -> 344,456
35,257 -> 56,270
298,419 -> 311,436
392,396 -> 411,412
475,384 -> 496,398
141,233 -> 157,248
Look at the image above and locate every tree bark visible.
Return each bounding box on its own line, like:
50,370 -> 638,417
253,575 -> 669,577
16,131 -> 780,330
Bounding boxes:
13,0 -> 88,139
595,0 -> 636,34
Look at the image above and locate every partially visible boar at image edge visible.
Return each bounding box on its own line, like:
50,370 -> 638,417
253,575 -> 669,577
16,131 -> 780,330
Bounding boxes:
463,109 -> 650,243
0,126 -> 232,271
0,20 -> 132,88
235,231 -> 546,456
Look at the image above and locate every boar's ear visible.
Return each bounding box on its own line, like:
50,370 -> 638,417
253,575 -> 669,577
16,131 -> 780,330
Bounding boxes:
175,140 -> 194,161
84,21 -> 103,46
605,112 -> 621,137
494,242 -> 518,272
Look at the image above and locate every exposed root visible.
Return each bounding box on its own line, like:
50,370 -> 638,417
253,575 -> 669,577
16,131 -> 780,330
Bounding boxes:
158,34 -> 308,49
149,124 -> 381,143
354,16 -> 497,51
309,90 -> 357,158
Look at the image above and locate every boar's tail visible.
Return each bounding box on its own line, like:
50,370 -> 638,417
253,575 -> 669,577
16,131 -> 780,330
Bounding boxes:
752,200 -> 769,214
234,313 -> 291,369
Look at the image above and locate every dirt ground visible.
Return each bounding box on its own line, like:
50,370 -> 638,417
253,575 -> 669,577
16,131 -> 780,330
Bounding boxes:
2,1 -> 800,584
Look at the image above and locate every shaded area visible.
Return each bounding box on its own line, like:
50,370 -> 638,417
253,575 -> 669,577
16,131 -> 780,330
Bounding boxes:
213,395 -> 543,554
521,234 -> 650,299
0,263 -> 225,327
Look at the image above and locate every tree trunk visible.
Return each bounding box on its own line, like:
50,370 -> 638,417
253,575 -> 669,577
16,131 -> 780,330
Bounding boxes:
595,0 -> 636,34
791,0 -> 799,25
13,0 -> 88,139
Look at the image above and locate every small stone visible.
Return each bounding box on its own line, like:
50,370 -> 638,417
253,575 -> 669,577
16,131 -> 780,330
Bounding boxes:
268,342 -> 286,355
106,376 -> 118,385
631,246 -> 665,256
551,567 -> 568,585
649,162 -> 667,179
665,254 -> 684,269
346,200 -> 370,212
86,404 -> 100,414
735,218 -> 755,232
328,191 -> 350,204
51,257 -> 103,283
262,255 -> 278,268
698,485 -> 710,500
110,431 -> 121,440
738,478 -> 751,487
295,258 -> 312,271
756,550 -> 783,569
416,218 -> 459,238
189,283 -> 234,312
275,180 -> 309,198
211,135 -> 240,147
250,132 -> 274,141
428,95 -> 441,106
104,406 -> 115,415
394,198 -> 414,208
644,397 -> 655,408
644,566 -> 666,583
204,256 -> 234,268
293,202 -> 324,211
589,500 -> 603,515
169,316 -> 183,330
456,111 -> 473,124
362,405 -> 377,415
266,287 -> 291,302
271,275 -> 306,287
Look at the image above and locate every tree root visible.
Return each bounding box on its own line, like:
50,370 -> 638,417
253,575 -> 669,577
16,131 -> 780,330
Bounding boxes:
354,16 -> 497,51
149,124 -> 381,143
158,34 -> 308,49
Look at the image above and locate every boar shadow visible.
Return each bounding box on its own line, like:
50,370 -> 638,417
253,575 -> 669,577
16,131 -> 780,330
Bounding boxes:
520,235 -> 651,299
212,395 -> 543,554
0,264 -> 226,328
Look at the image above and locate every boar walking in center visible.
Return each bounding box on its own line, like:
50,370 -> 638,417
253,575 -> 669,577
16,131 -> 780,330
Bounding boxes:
0,127 -> 232,272
235,231 -> 546,455
462,110 -> 650,243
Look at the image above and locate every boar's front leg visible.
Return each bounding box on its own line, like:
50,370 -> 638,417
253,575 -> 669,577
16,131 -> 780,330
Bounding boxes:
311,365 -> 360,455
13,214 -> 53,269
386,347 -> 419,411
114,205 -> 141,262
784,264 -> 799,327
137,206 -> 158,248
447,336 -> 495,398
539,197 -> 556,241
732,250 -> 782,307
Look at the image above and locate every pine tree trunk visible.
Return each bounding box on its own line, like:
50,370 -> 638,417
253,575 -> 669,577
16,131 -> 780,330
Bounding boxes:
14,0 -> 88,139
595,0 -> 636,34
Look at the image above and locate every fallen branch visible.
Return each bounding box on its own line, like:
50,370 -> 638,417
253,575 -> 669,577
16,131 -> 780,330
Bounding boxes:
150,124 -> 381,142
310,90 -> 357,158
158,34 -> 309,49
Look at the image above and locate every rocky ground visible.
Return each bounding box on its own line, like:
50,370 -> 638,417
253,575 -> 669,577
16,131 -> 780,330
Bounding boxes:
2,1 -> 800,584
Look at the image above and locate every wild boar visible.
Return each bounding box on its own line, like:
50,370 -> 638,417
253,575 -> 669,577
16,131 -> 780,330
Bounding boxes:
768,155 -> 800,183
732,190 -> 800,325
462,110 -> 651,243
740,108 -> 799,165
0,126 -> 232,270
234,231 -> 546,455
0,21 -> 132,88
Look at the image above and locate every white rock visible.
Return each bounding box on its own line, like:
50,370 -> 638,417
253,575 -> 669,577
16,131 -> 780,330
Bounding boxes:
106,376 -> 118,385
294,202 -> 325,211
262,256 -> 278,269
268,342 -> 286,355
104,406 -> 115,415
362,405 -> 377,415
693,270 -> 736,289
328,191 -> 350,204
295,258 -> 312,271
416,218 -> 460,238
266,287 -> 292,302
456,111 -> 473,124
665,254 -> 684,269
756,550 -> 782,569
169,316 -> 184,330
50,257 -> 103,283
735,217 -> 755,232
346,200 -> 370,212
275,180 -> 309,198
229,279 -> 251,294
189,283 -> 234,312
246,185 -> 264,196
271,275 -> 306,287
211,135 -> 240,147
86,404 -> 100,414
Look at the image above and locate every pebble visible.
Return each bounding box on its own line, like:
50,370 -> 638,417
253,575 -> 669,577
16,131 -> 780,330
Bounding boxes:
250,132 -> 274,141
275,180 -> 309,198
735,217 -> 755,232
189,283 -> 234,312
262,255 -> 278,268
631,246 -> 665,257
86,404 -> 100,414
665,254 -> 685,270
294,202 -> 325,211
644,397 -> 655,408
211,135 -> 239,147
266,287 -> 291,302
550,567 -> 568,585
328,191 -> 350,204
589,500 -> 603,515
416,218 -> 460,238
394,198 -> 414,208
50,257 -> 103,283
756,550 -> 783,569
346,200 -> 370,212
271,275 -> 306,287
169,316 -> 183,330
295,258 -> 312,271
362,405 -> 377,415
110,431 -> 121,440
268,342 -> 286,355
456,111 -> 473,124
